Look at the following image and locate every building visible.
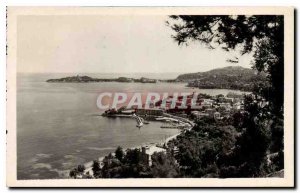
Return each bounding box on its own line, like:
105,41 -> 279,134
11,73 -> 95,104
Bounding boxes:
219,103 -> 231,110
227,92 -> 243,98
217,96 -> 226,103
135,108 -> 163,116
203,99 -> 214,103
120,109 -> 135,115
224,97 -> 234,103
191,111 -> 209,119
214,112 -> 221,120
140,77 -> 157,83
205,108 -> 216,117
141,145 -> 166,166
233,102 -> 242,110
172,146 -> 179,156
231,98 -> 239,103
203,99 -> 213,104
141,146 -> 150,166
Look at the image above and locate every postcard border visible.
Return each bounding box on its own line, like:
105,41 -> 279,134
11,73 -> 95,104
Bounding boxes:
6,6 -> 295,187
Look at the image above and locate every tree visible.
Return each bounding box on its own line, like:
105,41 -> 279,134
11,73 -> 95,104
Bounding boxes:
101,156 -> 123,178
270,117 -> 284,152
123,148 -> 142,165
151,152 -> 179,178
77,164 -> 85,173
115,146 -> 124,162
232,111 -> 245,130
169,15 -> 284,176
228,98 -> 269,176
168,15 -> 283,115
69,168 -> 78,179
92,160 -> 101,178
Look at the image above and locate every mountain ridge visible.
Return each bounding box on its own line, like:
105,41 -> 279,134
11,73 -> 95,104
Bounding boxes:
176,66 -> 259,80
176,66 -> 266,91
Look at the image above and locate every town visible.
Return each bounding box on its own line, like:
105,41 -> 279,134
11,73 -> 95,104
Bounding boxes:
102,92 -> 245,125
67,92 -> 247,179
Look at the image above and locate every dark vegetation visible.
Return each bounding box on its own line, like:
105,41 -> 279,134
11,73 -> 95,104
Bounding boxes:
168,15 -> 284,177
70,147 -> 179,178
179,66 -> 266,91
70,113 -> 283,178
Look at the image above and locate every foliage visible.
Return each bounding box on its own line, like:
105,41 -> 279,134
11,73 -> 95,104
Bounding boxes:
219,114 -> 270,176
271,150 -> 284,171
77,164 -> 85,173
151,152 -> 180,178
115,146 -> 124,162
180,66 -> 266,91
197,93 -> 213,99
168,118 -> 237,177
169,15 -> 284,115
270,117 -> 284,153
92,160 -> 102,178
69,168 -> 78,179
169,15 -> 284,176
99,148 -> 153,178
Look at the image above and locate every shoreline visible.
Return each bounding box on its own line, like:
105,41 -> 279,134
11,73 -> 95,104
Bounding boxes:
80,129 -> 183,177
65,118 -> 193,178
63,111 -> 195,178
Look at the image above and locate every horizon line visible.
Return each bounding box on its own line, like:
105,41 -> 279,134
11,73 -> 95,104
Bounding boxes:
17,65 -> 251,74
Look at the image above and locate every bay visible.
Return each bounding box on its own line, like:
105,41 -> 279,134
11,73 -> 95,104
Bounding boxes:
17,73 -> 247,179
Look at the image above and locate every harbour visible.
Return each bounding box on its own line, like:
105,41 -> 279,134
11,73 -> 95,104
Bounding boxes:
17,73 -> 247,179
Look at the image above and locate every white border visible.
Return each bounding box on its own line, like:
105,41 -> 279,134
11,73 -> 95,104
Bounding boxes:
6,6 -> 294,187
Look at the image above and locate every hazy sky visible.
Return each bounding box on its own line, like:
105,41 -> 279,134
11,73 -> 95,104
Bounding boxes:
17,15 -> 253,74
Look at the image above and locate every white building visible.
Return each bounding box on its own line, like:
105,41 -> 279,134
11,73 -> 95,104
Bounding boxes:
191,111 -> 209,119
214,112 -> 221,120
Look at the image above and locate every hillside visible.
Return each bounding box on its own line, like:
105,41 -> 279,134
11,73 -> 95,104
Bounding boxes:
176,66 -> 266,91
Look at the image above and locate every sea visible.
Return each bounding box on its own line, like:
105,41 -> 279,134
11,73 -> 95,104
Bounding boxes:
17,73 -> 247,179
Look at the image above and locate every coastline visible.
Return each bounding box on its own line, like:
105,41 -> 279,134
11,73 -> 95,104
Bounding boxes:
60,109 -> 196,179
73,112 -> 194,178
65,118 -> 192,179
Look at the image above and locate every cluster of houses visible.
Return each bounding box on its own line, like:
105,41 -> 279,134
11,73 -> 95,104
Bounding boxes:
116,77 -> 157,83
103,92 -> 245,122
190,92 -> 245,121
150,92 -> 245,121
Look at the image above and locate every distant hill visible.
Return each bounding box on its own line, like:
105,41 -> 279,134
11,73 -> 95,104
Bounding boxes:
176,66 -> 266,91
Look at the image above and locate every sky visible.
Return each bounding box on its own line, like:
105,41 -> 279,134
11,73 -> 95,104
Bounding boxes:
17,15 -> 253,74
